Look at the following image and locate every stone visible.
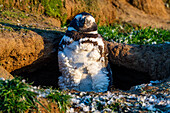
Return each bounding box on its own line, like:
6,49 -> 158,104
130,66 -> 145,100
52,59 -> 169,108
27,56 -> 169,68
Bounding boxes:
0,66 -> 14,79
107,41 -> 170,89
0,30 -> 44,72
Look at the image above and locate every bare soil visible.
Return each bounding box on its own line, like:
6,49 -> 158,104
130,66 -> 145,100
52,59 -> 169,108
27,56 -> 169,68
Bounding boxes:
114,0 -> 170,29
0,0 -> 169,89
0,0 -> 169,29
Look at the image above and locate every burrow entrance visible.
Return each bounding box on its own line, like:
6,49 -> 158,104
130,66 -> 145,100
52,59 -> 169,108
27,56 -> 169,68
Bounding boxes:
11,51 -> 151,91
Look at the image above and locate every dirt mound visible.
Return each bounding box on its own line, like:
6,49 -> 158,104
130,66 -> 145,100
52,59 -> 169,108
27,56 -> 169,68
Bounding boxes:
0,66 -> 14,79
127,0 -> 168,18
113,0 -> 170,29
107,41 -> 170,89
108,42 -> 170,80
0,30 -> 44,72
1,27 -> 168,89
63,0 -> 169,29
1,0 -> 169,29
0,10 -> 61,28
64,0 -> 117,26
0,0 -> 169,89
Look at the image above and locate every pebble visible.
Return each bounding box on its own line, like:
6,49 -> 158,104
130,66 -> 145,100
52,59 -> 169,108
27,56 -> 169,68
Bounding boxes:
0,77 -> 5,81
83,106 -> 89,112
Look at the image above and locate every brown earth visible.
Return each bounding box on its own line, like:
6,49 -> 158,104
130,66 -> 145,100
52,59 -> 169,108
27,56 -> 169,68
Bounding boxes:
0,30 -> 44,72
0,1 -> 169,112
0,0 -> 169,90
126,0 -> 168,18
26,98 -> 60,113
63,0 -> 117,26
113,0 -> 170,29
62,0 -> 170,29
55,0 -> 170,29
0,9 -> 61,28
0,27 -> 169,90
108,42 -> 170,80
107,41 -> 170,89
0,0 -> 169,29
0,66 -> 14,79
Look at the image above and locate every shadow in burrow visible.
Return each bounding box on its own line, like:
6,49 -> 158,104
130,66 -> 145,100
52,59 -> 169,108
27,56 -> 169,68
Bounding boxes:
1,22 -> 152,90
107,44 -> 152,90
108,42 -> 170,90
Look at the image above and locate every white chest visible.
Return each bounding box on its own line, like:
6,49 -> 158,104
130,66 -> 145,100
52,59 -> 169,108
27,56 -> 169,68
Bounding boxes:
58,37 -> 110,92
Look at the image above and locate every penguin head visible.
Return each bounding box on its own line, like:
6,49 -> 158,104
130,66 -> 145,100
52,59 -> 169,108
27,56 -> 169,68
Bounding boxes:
68,12 -> 98,34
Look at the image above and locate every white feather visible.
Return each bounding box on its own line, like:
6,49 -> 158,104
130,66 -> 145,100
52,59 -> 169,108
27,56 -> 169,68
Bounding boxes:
88,49 -> 101,60
84,30 -> 98,34
80,37 -> 105,53
62,35 -> 73,43
85,15 -> 95,23
58,37 -> 109,92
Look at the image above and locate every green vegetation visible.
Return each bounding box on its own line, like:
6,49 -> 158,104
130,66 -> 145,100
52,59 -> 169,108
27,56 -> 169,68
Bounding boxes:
0,0 -> 42,12
0,26 -> 11,32
105,102 -> 120,112
0,9 -> 28,18
41,0 -> 62,18
41,0 -> 67,26
47,90 -> 72,113
95,100 -> 120,112
98,24 -> 170,45
0,23 -> 30,32
0,0 -> 67,26
0,77 -> 38,112
0,77 -> 72,113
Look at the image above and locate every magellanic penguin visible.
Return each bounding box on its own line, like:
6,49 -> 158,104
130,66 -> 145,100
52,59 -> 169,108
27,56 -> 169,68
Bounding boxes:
58,12 -> 112,92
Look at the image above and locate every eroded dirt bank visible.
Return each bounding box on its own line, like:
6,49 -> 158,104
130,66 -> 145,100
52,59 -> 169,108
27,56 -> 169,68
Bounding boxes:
0,28 -> 169,90
0,0 -> 170,90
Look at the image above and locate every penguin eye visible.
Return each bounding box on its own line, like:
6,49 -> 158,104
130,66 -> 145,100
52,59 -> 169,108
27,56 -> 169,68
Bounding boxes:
78,17 -> 86,27
85,19 -> 91,27
80,19 -> 84,24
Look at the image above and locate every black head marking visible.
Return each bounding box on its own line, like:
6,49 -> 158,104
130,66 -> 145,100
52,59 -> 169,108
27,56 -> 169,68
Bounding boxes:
68,12 -> 98,33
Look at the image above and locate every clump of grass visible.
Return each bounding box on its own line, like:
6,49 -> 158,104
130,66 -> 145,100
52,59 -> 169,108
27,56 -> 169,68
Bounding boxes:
41,0 -> 67,26
41,0 -> 62,18
104,102 -> 120,112
0,77 -> 72,113
0,9 -> 28,19
0,0 -> 67,26
0,26 -> 13,32
0,77 -> 38,112
98,24 -> 170,45
46,90 -> 72,113
0,0 -> 43,13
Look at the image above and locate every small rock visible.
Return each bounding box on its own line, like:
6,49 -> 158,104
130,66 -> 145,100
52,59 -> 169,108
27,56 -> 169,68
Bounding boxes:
83,106 -> 89,112
17,20 -> 20,23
